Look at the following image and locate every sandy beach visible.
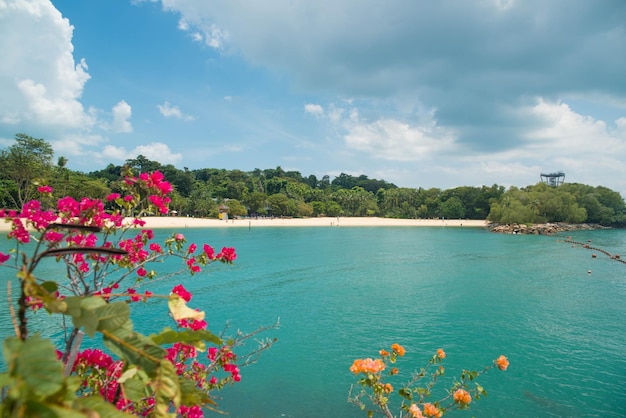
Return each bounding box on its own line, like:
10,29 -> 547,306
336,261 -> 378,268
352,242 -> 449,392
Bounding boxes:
125,216 -> 488,229
0,216 -> 488,231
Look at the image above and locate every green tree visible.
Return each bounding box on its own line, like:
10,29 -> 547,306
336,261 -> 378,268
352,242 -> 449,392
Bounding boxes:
244,192 -> 268,216
187,182 -> 218,217
324,201 -> 343,216
0,133 -> 55,209
333,187 -> 377,216
125,154 -> 161,173
310,201 -> 326,216
439,196 -> 466,219
226,199 -> 248,217
267,193 -> 292,216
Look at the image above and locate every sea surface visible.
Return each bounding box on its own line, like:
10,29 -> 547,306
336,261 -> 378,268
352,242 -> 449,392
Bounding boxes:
1,226 -> 625,417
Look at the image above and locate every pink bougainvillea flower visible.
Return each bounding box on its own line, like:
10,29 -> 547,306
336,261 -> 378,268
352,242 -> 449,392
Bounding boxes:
106,193 -> 121,201
203,244 -> 215,259
132,218 -> 146,227
0,252 -> 10,264
171,284 -> 192,302
207,347 -> 218,362
44,231 -> 64,243
217,247 -> 237,262
9,219 -> 30,243
149,171 -> 164,183
178,405 -> 203,418
127,288 -> 141,302
137,267 -> 148,277
175,233 -> 185,241
37,185 -> 53,194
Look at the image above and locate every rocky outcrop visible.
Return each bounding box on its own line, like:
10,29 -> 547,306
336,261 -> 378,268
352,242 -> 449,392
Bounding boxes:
488,223 -> 606,235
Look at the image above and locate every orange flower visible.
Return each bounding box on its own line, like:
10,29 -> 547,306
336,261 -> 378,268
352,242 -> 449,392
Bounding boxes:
423,403 -> 442,418
380,349 -> 390,357
408,403 -> 424,418
390,367 -> 399,375
453,388 -> 472,405
391,343 -> 406,357
383,383 -> 394,393
496,355 -> 509,371
436,348 -> 446,359
349,358 -> 386,375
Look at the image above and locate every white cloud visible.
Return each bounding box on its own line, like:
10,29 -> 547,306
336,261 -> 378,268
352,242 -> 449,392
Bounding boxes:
0,0 -> 93,130
157,101 -> 195,121
102,142 -> 183,165
304,104 -> 324,117
343,116 -> 457,161
327,105 -> 344,124
111,100 -> 133,133
523,98 -> 625,156
169,9 -> 227,48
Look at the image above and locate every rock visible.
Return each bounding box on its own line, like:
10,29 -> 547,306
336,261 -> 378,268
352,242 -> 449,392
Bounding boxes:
487,223 -> 607,235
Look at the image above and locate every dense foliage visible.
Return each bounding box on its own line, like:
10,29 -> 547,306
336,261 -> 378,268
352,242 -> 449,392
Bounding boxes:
487,182 -> 626,226
1,134 -> 625,226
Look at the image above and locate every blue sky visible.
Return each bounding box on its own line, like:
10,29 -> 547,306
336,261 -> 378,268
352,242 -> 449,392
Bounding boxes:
1,0 -> 625,195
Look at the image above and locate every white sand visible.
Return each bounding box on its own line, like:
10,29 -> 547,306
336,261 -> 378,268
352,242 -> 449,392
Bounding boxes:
128,216 -> 488,229
0,216 -> 487,231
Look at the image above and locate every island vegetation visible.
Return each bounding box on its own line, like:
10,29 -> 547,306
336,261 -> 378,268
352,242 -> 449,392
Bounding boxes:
1,134 -> 625,227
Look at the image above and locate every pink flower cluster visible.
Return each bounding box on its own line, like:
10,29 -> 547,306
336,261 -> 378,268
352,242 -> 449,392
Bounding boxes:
1,171 -> 241,416
66,285 -> 244,417
37,185 -> 53,194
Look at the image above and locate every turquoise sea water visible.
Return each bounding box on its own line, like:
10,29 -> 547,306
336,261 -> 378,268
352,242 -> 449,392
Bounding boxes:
1,226 -> 625,417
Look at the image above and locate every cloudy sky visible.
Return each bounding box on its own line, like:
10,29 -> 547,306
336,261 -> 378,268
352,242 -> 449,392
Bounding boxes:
1,0 -> 625,195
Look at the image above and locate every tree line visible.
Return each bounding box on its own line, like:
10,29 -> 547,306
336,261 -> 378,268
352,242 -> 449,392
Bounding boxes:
1,134 -> 625,226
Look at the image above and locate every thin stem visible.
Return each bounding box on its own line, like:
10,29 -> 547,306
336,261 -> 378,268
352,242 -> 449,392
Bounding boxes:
7,281 -> 20,338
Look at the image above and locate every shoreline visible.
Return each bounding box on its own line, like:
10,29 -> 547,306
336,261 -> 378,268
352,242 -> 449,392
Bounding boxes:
0,216 -> 488,231
131,216 -> 488,229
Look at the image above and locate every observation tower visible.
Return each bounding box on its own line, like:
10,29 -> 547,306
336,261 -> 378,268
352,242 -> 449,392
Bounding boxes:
540,171 -> 565,187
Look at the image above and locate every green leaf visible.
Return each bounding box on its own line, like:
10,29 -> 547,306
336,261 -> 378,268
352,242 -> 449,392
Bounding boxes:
73,395 -> 134,417
64,297 -> 107,337
102,328 -> 165,377
399,387 -> 413,400
40,281 -> 58,293
95,302 -> 130,332
153,360 -> 181,416
121,376 -> 150,403
63,296 -> 84,318
16,335 -> 64,398
0,372 -> 11,389
22,400 -> 85,418
179,378 -> 213,407
2,337 -> 22,371
149,327 -> 222,349
117,367 -> 139,384
72,308 -> 100,338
